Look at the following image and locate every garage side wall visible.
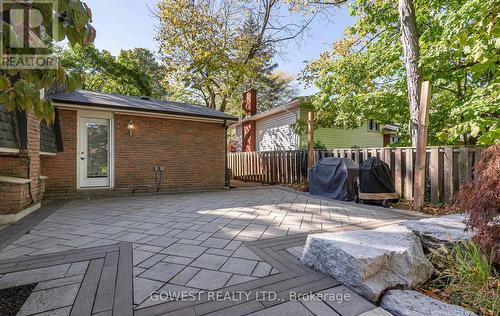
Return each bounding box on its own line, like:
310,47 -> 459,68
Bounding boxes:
114,114 -> 226,191
41,110 -> 226,195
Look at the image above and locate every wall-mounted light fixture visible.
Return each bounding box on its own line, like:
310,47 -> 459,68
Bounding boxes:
127,120 -> 135,136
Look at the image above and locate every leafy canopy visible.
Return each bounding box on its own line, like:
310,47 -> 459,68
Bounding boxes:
0,0 -> 95,122
155,0 -> 305,114
303,0 -> 499,145
60,46 -> 168,99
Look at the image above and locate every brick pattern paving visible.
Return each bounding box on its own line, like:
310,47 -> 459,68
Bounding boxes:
0,243 -> 133,315
0,187 -> 422,315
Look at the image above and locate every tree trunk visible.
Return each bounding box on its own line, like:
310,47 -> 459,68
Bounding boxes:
398,0 -> 421,146
219,97 -> 227,113
209,89 -> 216,109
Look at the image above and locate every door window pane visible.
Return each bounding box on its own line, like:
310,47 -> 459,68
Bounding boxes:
86,122 -> 108,178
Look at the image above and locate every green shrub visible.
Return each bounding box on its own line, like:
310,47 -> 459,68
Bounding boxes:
421,241 -> 500,316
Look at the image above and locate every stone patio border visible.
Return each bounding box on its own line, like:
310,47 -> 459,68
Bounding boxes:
0,242 -> 134,316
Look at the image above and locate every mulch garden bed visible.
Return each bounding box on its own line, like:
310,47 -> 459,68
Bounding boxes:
0,283 -> 37,316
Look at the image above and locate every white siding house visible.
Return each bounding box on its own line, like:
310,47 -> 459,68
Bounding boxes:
256,109 -> 299,151
232,99 -> 395,151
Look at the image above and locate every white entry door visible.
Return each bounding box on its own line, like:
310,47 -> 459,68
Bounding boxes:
78,116 -> 112,188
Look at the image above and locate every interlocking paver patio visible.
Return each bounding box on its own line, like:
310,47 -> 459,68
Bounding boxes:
0,186 -> 425,315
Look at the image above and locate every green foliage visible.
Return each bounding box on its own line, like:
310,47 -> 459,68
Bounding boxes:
299,139 -> 327,150
60,46 -> 167,98
155,0 -> 297,114
303,0 -> 499,145
422,241 -> 500,315
0,1 -> 95,122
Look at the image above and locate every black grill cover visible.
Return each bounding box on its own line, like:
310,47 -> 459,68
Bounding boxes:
359,157 -> 398,200
309,157 -> 359,201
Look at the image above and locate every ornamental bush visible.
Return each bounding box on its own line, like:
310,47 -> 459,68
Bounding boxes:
454,145 -> 500,264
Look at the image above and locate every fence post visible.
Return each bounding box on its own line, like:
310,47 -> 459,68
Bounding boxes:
443,147 -> 454,204
307,111 -> 315,172
394,148 -> 403,197
383,148 -> 391,166
414,81 -> 432,211
430,147 -> 440,203
405,148 -> 414,200
459,147 -> 470,186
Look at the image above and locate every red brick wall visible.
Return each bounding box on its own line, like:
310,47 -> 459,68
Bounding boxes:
0,112 -> 45,215
40,110 -> 226,194
114,114 -> 225,190
40,109 -> 77,194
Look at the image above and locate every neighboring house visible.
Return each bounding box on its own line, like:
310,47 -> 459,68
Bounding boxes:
232,93 -> 397,152
0,90 -> 237,223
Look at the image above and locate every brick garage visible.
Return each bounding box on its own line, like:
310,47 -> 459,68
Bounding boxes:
40,110 -> 227,194
1,90 -> 237,220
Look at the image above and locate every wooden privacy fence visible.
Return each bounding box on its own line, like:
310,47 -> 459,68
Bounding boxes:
228,147 -> 483,204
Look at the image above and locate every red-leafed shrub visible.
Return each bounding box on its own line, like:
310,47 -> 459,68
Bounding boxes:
454,145 -> 500,264
227,140 -> 240,152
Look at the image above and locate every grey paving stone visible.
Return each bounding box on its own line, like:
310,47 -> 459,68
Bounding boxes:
112,232 -> 151,243
247,301 -> 313,316
18,283 -> 80,316
34,275 -> 84,291
133,250 -> 157,266
147,236 -> 179,247
225,274 -> 257,286
163,255 -> 194,265
161,244 -> 207,258
135,223 -> 162,230
177,239 -> 203,246
137,254 -> 167,269
134,244 -> 164,253
185,269 -> 232,290
224,240 -> 243,251
30,306 -> 72,316
200,238 -> 231,249
174,230 -> 203,239
139,262 -> 185,282
166,261 -> 201,285
205,248 -> 234,257
300,297 -> 340,316
158,283 -> 199,300
134,277 -> 164,305
0,264 -> 70,289
65,261 -> 89,277
232,245 -> 261,260
252,262 -> 273,277
144,227 -> 173,236
190,254 -> 229,270
220,258 -> 258,276
134,267 -> 147,277
318,286 -> 376,316
194,232 -> 213,241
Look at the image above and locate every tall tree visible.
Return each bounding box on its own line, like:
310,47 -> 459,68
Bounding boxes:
0,1 -> 95,122
302,0 -> 499,145
398,0 -> 421,146
155,0 -> 312,113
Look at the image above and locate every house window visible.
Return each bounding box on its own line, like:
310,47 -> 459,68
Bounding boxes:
390,135 -> 399,144
368,119 -> 379,131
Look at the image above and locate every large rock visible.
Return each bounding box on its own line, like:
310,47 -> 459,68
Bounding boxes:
380,290 -> 477,316
300,225 -> 433,302
402,214 -> 476,252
